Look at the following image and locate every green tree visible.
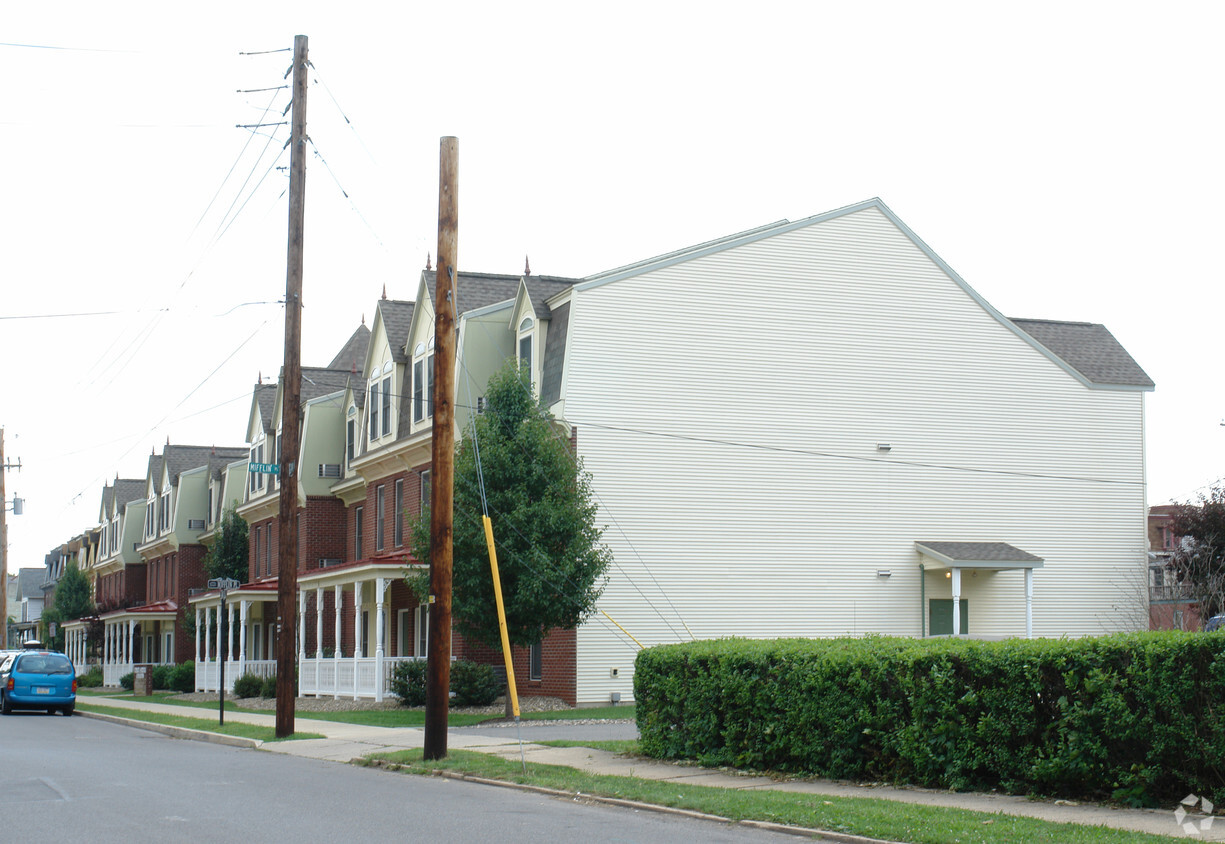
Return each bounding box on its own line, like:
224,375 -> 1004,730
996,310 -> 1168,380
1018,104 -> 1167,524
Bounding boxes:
410,361 -> 611,652
42,562 -> 94,651
204,506 -> 250,583
1169,485 -> 1225,619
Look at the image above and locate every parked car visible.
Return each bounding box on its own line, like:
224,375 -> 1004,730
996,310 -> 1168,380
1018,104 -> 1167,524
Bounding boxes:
1205,615 -> 1225,632
1,651 -> 76,716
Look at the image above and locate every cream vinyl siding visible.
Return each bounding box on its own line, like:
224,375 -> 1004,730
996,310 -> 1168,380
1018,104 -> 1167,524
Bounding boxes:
563,206 -> 1147,705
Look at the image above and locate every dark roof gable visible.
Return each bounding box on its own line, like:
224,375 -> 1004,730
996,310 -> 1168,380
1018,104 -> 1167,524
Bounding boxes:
1010,319 -> 1154,389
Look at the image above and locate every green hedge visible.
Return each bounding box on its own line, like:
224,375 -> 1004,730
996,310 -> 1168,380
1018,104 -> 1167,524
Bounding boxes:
634,633 -> 1225,806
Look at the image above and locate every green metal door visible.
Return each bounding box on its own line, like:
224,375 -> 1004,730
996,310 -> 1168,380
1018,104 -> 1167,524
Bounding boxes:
929,599 -> 969,636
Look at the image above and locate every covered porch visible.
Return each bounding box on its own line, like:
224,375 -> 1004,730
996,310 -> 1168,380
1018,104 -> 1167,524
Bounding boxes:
62,617 -> 96,676
297,558 -> 425,702
916,541 -> 1044,639
99,602 -> 178,687
188,582 -> 279,693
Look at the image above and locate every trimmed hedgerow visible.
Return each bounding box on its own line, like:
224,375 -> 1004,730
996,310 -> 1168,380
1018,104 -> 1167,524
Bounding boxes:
231,673 -> 264,699
390,660 -> 427,707
450,660 -> 500,707
634,633 -> 1225,806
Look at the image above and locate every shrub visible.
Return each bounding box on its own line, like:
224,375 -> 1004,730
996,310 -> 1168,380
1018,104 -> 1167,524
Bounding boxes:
151,665 -> 172,691
77,667 -> 103,688
451,660 -> 500,707
260,675 -> 277,698
634,633 -> 1225,806
232,673 -> 264,699
390,660 -> 427,707
119,672 -> 134,691
170,661 -> 195,693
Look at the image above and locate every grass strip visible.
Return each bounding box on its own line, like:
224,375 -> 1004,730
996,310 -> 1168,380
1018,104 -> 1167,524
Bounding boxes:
76,703 -> 323,742
359,749 -> 1183,844
537,739 -> 639,754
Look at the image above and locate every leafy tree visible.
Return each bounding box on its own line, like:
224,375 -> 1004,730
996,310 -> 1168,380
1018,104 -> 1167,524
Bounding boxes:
42,562 -> 94,651
204,506 -> 250,583
1168,485 -> 1225,620
410,361 -> 611,653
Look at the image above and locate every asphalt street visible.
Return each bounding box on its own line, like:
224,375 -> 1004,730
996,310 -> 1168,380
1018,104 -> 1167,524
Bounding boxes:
0,712 -> 812,844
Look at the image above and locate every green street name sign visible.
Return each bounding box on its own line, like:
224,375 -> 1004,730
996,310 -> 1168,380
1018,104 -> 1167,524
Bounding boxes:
249,462 -> 279,475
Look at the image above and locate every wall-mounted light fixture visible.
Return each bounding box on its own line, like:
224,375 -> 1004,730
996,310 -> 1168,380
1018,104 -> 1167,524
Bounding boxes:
876,443 -> 891,452
876,569 -> 891,578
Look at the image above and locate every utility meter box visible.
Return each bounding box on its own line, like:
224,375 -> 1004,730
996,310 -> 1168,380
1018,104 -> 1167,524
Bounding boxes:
133,664 -> 154,697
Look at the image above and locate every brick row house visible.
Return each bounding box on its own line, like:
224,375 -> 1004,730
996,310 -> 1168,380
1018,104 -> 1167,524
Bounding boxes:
60,198 -> 1155,707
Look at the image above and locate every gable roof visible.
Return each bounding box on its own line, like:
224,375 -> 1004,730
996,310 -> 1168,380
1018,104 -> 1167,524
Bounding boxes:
112,479 -> 146,511
254,383 -> 277,434
423,271 -> 579,319
18,568 -> 43,599
298,367 -> 353,403
1009,319 -> 1154,389
327,324 -> 371,372
162,445 -> 248,487
374,299 -> 415,363
578,197 -> 1152,393
916,541 -> 1044,567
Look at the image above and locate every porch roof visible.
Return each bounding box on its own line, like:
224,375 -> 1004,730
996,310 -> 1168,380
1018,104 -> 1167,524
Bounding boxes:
915,541 -> 1044,570
187,580 -> 279,606
298,555 -> 423,590
100,600 -> 179,623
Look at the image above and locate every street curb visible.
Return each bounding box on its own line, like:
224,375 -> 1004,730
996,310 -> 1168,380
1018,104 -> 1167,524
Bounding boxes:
78,709 -> 262,749
362,760 -> 901,844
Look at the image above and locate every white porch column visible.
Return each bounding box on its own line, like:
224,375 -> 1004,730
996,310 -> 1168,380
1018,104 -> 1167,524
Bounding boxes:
375,577 -> 385,703
333,584 -> 343,700
1025,568 -> 1034,640
195,607 -> 202,664
229,603 -> 239,662
214,606 -> 223,672
204,607 -> 213,691
127,619 -> 135,665
353,580 -> 363,700
950,568 -> 962,636
297,590 -> 306,663
239,600 -> 249,677
315,587 -> 324,659
103,623 -> 110,668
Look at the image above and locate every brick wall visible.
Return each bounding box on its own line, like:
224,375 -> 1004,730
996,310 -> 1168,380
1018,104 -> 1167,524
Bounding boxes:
457,627 -> 577,705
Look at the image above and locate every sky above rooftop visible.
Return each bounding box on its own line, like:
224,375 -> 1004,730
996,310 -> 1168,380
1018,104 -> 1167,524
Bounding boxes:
2,1 -> 1222,569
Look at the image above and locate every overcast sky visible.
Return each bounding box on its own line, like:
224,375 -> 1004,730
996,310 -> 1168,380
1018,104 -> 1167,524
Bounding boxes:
2,1 -> 1222,572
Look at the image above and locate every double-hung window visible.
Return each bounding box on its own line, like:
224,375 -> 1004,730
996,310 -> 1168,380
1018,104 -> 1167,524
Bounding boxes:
375,485 -> 385,552
369,382 -> 380,440
518,317 -> 533,375
381,368 -> 392,437
412,340 -> 435,423
354,506 -> 364,561
394,479 -> 404,547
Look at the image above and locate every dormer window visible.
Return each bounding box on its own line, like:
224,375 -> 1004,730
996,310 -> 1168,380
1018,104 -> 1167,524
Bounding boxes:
160,489 -> 172,533
518,317 -> 533,374
413,339 -> 435,423
369,362 -> 395,443
381,362 -> 393,438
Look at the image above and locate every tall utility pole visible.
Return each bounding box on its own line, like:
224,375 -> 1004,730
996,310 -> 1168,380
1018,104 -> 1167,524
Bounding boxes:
275,33 -> 309,739
424,137 -> 458,761
0,430 -> 21,650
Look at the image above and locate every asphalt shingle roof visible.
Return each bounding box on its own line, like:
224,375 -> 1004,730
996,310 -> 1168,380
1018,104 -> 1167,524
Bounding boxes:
916,541 -> 1044,564
327,324 -> 371,372
1010,319 -> 1154,389
254,383 -> 277,434
375,300 -> 415,363
162,445 -> 248,487
299,367 -> 354,403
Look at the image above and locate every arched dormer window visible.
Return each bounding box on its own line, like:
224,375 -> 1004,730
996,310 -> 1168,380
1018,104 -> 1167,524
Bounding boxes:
413,339 -> 435,424
369,360 -> 395,443
518,317 -> 533,375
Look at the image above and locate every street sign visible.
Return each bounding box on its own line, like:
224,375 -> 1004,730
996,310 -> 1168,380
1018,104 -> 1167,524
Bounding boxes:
249,462 -> 279,475
207,577 -> 241,591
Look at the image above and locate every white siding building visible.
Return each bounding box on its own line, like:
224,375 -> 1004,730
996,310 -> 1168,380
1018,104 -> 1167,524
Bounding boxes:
541,199 -> 1152,704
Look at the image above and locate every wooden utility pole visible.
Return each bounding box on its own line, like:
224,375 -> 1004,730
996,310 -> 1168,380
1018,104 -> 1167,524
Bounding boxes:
275,33 -> 309,739
424,137 -> 458,760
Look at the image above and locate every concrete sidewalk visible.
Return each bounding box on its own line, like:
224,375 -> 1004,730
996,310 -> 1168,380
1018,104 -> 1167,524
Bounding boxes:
78,697 -> 1206,841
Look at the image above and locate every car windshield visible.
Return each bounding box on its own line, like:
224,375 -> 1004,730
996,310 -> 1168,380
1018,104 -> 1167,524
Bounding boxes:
15,654 -> 73,675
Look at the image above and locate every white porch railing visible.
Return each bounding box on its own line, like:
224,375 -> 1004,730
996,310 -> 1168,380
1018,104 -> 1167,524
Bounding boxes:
299,655 -> 419,700
104,662 -> 133,687
196,659 -> 277,693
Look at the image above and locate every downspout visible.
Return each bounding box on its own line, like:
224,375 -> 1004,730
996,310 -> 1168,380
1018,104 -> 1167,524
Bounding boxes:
919,562 -> 926,638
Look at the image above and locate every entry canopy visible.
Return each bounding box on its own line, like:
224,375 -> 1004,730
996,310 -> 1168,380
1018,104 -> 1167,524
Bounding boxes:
915,541 -> 1044,570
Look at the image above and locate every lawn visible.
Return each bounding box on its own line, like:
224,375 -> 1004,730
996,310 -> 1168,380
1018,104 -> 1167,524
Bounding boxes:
359,749 -> 1184,844
76,703 -> 323,742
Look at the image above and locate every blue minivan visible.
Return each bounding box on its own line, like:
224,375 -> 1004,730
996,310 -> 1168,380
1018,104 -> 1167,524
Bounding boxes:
1,651 -> 76,716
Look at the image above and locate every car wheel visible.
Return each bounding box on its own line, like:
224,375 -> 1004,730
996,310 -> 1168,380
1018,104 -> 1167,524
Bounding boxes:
62,705 -> 74,717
